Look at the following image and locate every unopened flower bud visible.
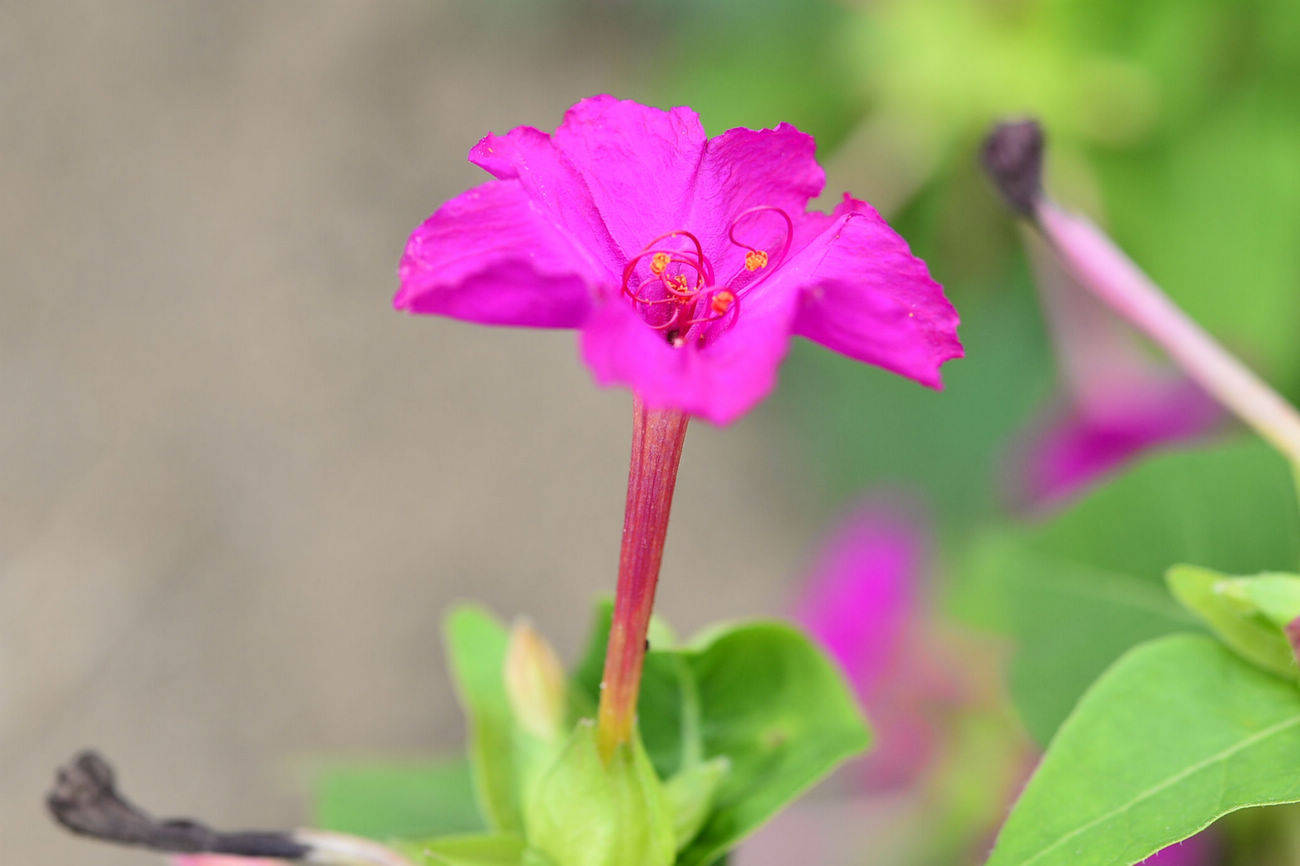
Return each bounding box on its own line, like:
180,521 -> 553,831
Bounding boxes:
505,620 -> 568,740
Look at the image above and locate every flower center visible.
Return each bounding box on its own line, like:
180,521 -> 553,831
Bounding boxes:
620,206 -> 793,348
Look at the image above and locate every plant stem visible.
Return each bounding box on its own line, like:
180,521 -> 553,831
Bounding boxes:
1036,200 -> 1300,468
596,397 -> 689,760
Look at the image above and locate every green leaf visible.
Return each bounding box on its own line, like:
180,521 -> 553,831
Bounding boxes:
574,608 -> 870,866
525,722 -> 675,866
988,633 -> 1300,866
663,758 -> 730,851
1167,564 -> 1297,677
670,623 -> 871,866
410,834 -> 525,866
963,440 -> 1300,743
445,605 -> 521,832
311,758 -> 482,840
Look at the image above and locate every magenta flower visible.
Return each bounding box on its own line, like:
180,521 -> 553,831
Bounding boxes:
1140,834 -> 1218,866
1010,234 -> 1220,507
795,501 -> 958,789
396,96 -> 961,424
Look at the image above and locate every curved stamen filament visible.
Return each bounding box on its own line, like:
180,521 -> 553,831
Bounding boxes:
640,229 -> 714,284
725,206 -> 794,297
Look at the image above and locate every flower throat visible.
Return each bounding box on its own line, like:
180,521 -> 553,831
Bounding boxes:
620,205 -> 794,347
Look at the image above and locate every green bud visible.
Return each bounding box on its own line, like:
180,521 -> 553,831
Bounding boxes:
1215,573 -> 1300,630
525,722 -> 675,866
1167,565 -> 1300,677
504,621 -> 568,742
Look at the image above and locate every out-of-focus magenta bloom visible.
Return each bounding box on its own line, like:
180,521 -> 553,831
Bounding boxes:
1017,377 -> 1220,505
1141,832 -> 1218,866
396,96 -> 962,424
795,502 -> 957,789
1012,238 -> 1220,506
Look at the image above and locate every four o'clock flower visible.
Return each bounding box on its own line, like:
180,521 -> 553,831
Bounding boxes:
397,96 -> 962,760
1010,232 -> 1221,507
396,95 -> 961,425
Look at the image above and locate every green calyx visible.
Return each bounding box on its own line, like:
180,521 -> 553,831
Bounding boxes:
314,602 -> 870,866
1167,564 -> 1300,678
525,721 -> 675,866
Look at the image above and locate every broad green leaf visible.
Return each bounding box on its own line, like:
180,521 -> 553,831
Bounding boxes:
672,623 -> 871,866
988,633 -> 1300,866
445,605 -> 521,832
963,440 -> 1300,743
574,609 -> 871,865
525,722 -> 675,866
1167,564 -> 1296,678
410,834 -> 525,866
311,758 -> 482,840
663,757 -> 730,851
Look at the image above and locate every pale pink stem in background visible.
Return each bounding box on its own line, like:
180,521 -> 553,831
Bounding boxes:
295,831 -> 416,866
1037,200 -> 1300,467
1026,232 -> 1168,419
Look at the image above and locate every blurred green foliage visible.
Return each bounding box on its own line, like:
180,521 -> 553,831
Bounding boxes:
623,0 -> 1300,539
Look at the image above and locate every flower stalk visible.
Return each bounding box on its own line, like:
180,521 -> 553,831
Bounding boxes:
983,120 -> 1300,470
596,397 -> 690,760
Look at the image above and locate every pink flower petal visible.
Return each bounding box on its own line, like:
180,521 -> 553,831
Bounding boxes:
1014,377 -> 1220,506
172,857 -> 281,866
395,179 -> 596,327
399,98 -> 963,421
472,96 -> 708,271
1141,832 -> 1217,866
579,283 -> 799,425
469,124 -> 624,281
687,123 -> 826,277
788,195 -> 963,388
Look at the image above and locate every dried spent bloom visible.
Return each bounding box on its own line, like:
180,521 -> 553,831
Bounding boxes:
397,96 -> 962,424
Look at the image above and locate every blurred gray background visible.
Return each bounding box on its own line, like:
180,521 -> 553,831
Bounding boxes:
0,3 -> 822,862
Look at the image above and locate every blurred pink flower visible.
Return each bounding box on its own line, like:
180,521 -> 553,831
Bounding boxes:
396,95 -> 961,424
172,852 -> 282,858
1141,832 -> 1218,866
795,502 -> 960,789
1012,236 -> 1220,506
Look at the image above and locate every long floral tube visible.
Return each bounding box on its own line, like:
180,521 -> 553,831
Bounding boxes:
982,120 -> 1300,468
596,398 -> 690,758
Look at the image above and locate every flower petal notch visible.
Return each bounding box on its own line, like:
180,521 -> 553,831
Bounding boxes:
397,96 -> 962,424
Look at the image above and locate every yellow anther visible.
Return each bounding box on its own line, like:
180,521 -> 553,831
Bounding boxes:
745,250 -> 769,271
650,252 -> 670,275
710,290 -> 735,315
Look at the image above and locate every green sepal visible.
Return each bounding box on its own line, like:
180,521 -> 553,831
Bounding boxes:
574,605 -> 871,866
1167,564 -> 1299,678
1216,572 -> 1300,630
663,757 -> 730,852
525,721 -> 675,866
